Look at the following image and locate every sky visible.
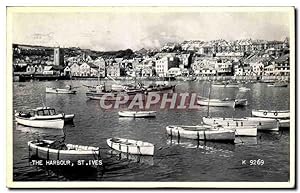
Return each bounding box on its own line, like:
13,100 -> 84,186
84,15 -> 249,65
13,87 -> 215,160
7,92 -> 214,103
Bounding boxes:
11,9 -> 291,51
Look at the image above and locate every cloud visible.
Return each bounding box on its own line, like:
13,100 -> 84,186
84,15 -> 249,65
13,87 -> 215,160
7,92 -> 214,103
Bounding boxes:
12,10 -> 291,51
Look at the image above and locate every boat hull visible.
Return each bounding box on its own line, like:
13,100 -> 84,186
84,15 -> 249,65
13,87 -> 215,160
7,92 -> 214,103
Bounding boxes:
15,116 -> 64,129
221,126 -> 257,136
107,138 -> 154,156
202,117 -> 279,131
278,119 -> 290,128
252,109 -> 290,119
197,99 -> 235,108
86,92 -> 145,101
166,125 -> 235,142
46,87 -> 77,94
28,140 -> 100,163
118,111 -> 156,118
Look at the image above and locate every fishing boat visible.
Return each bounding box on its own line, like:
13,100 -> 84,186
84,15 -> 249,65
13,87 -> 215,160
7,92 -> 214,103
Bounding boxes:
16,106 -> 74,123
202,117 -> 279,131
15,107 -> 67,129
267,82 -> 288,87
106,137 -> 154,156
197,97 -> 236,108
118,111 -> 157,118
46,86 -> 77,94
166,125 -> 235,142
86,90 -> 145,101
28,139 -> 101,163
252,109 -> 290,119
111,83 -> 139,92
143,84 -> 176,94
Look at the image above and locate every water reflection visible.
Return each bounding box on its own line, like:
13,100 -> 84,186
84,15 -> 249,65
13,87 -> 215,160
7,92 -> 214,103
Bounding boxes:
107,149 -> 154,166
166,138 -> 234,158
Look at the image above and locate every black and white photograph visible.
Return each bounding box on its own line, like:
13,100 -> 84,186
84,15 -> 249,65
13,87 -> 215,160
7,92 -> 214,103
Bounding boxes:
6,6 -> 295,188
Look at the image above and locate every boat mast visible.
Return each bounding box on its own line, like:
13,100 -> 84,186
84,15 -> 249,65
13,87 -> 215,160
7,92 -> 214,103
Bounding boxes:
98,63 -> 101,85
207,82 -> 211,117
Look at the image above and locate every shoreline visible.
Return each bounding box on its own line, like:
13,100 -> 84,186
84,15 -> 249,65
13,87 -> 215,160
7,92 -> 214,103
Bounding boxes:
13,74 -> 290,82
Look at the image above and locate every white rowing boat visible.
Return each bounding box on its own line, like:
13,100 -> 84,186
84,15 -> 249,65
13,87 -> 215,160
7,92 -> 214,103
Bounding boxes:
28,139 -> 100,163
106,137 -> 154,156
202,117 -> 279,131
252,109 -> 290,119
46,87 -> 77,94
118,111 -> 156,118
166,125 -> 235,142
197,97 -> 235,108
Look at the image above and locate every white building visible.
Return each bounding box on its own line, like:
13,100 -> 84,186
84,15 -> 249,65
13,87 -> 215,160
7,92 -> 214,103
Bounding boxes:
250,62 -> 264,76
264,64 -> 275,76
215,61 -> 233,75
70,63 -> 80,76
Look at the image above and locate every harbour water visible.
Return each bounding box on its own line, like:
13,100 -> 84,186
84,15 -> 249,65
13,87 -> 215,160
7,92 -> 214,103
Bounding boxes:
13,80 -> 290,181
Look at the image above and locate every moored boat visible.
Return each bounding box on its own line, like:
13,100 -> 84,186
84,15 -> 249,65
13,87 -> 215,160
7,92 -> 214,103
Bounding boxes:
166,125 -> 235,142
252,109 -> 290,119
118,111 -> 157,118
28,139 -> 101,163
86,90 -> 145,101
197,97 -> 235,108
15,107 -> 70,129
46,86 -> 77,94
202,117 -> 279,131
15,106 -> 74,125
106,138 -> 154,156
211,125 -> 257,136
144,84 -> 176,94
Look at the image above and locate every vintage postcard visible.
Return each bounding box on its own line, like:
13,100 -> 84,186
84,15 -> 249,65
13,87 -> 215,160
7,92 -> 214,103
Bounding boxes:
6,6 -> 295,188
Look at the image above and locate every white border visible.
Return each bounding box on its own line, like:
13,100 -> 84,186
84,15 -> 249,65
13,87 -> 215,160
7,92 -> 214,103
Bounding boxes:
1,1 -> 298,191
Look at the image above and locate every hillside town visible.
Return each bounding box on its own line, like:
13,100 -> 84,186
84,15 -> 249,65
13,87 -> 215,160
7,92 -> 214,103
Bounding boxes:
12,38 -> 290,81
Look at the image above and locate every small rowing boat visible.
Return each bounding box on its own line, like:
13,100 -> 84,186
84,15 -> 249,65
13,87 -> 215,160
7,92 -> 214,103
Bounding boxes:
118,111 -> 157,118
197,97 -> 235,108
106,137 -> 154,156
252,109 -> 290,119
166,125 -> 235,142
28,139 -> 101,163
46,86 -> 77,94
